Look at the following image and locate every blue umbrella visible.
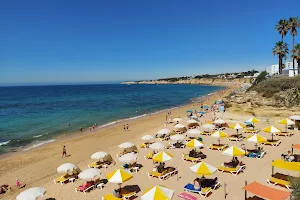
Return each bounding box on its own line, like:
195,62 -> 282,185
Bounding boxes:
186,110 -> 193,112
198,111 -> 205,115
203,105 -> 209,109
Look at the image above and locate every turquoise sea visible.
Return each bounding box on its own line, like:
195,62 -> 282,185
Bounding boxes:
0,84 -> 222,154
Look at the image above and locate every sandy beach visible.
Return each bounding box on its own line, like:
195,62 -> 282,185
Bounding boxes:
0,85 -> 298,200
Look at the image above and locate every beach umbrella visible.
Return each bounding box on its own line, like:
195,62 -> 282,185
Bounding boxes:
191,116 -> 198,119
222,146 -> 246,157
170,134 -> 185,141
229,123 -> 245,136
141,135 -> 154,141
149,142 -> 165,150
186,139 -> 204,148
198,111 -> 205,115
213,119 -> 226,124
174,124 -> 185,129
263,126 -> 281,141
211,131 -> 228,145
202,124 -> 215,130
245,118 -> 260,130
246,134 -> 267,149
173,118 -> 182,122
190,162 -> 217,177
118,142 -> 135,149
91,152 -> 108,160
186,129 -> 201,137
278,118 -> 295,132
119,152 -> 138,164
16,187 -> 46,200
186,110 -> 193,113
157,129 -> 171,136
107,168 -> 133,184
78,168 -> 101,180
152,151 -> 173,163
57,163 -> 78,173
290,115 -> 300,120
141,185 -> 174,200
186,119 -> 199,124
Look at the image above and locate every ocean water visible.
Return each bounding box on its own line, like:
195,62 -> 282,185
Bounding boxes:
0,84 -> 222,154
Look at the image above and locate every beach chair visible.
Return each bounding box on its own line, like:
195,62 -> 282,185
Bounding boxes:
54,174 -> 72,185
102,194 -> 122,200
120,189 -> 136,199
182,154 -> 201,163
275,132 -> 293,137
75,182 -> 94,194
262,140 -> 281,147
207,144 -> 228,151
246,151 -> 266,159
178,192 -> 198,200
227,136 -> 243,142
183,183 -> 212,198
218,165 -> 245,176
267,177 -> 291,190
148,168 -> 178,180
138,143 -> 148,148
244,129 -> 259,134
144,152 -> 153,160
201,131 -> 211,136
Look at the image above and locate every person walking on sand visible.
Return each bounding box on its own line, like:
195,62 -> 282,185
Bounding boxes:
80,127 -> 83,132
62,145 -> 67,158
124,125 -> 126,131
126,124 -> 129,131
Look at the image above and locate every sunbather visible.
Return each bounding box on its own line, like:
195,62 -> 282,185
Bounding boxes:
77,181 -> 93,192
201,177 -> 218,188
0,185 -> 10,194
193,178 -> 201,190
224,157 -> 239,168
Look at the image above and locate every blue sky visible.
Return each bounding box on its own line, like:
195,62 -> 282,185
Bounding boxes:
1,0 -> 300,85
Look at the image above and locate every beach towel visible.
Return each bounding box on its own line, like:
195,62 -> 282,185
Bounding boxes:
184,183 -> 202,192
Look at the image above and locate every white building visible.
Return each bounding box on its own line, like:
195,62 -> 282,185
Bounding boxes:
282,68 -> 298,77
266,64 -> 279,75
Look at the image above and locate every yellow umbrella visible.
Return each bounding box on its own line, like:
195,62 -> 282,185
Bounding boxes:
211,131 -> 228,145
229,123 -> 245,136
152,151 -> 173,163
107,168 -> 133,194
222,146 -> 247,157
186,139 -> 204,148
246,134 -> 267,149
278,118 -> 295,132
263,126 -> 281,141
246,118 -> 260,130
141,185 -> 174,200
189,162 -> 217,177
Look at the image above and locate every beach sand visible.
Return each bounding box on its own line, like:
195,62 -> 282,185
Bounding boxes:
0,86 -> 298,200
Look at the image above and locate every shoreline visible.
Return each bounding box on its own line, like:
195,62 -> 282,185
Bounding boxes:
0,85 -> 227,159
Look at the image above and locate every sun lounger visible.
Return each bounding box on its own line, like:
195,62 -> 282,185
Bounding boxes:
207,144 -> 228,151
262,140 -> 281,147
227,136 -> 243,142
182,154 -> 201,163
144,153 -> 153,160
218,165 -> 245,176
244,129 -> 259,134
148,168 -> 178,180
267,177 -> 291,190
246,151 -> 265,159
183,183 -> 212,198
275,132 -> 293,137
178,192 -> 198,200
102,194 -> 122,200
75,182 -> 94,194
120,189 -> 136,199
201,131 -> 211,136
54,174 -> 70,185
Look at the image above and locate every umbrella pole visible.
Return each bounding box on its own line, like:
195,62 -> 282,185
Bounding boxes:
218,138 -> 220,145
272,133 -> 274,142
292,144 -> 294,154
244,181 -> 247,200
253,123 -> 254,130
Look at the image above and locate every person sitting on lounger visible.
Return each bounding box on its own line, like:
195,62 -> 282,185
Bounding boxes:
193,178 -> 201,190
113,187 -> 122,198
157,162 -> 166,173
189,149 -> 197,157
224,157 -> 239,168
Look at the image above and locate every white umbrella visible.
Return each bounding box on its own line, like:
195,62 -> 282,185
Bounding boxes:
191,116 -> 198,119
187,119 -> 199,124
78,168 -> 101,180
202,124 -> 215,130
290,115 -> 300,120
141,135 -> 154,141
91,152 -> 108,160
186,129 -> 201,137
57,163 -> 78,173
170,134 -> 185,141
16,187 -> 46,200
149,142 -> 165,150
157,129 -> 171,136
173,118 -> 182,122
119,152 -> 138,163
174,124 -> 185,129
141,185 -> 174,200
213,119 -> 226,124
118,142 -> 135,149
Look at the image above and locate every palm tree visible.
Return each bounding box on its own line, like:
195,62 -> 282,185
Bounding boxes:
288,17 -> 300,76
275,19 -> 289,42
272,41 -> 289,74
294,44 -> 300,74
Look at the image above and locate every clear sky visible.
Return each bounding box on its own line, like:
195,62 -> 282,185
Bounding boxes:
1,0 -> 300,85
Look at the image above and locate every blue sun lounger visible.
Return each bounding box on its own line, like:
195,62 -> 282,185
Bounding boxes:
184,184 -> 212,198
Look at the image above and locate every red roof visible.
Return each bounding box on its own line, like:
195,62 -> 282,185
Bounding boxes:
242,182 -> 290,200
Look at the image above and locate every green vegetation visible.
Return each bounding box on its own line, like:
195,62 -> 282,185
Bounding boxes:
274,17 -> 300,75
252,71 -> 267,85
290,177 -> 300,199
